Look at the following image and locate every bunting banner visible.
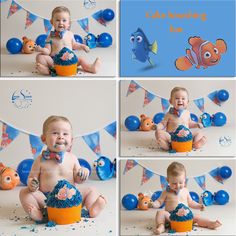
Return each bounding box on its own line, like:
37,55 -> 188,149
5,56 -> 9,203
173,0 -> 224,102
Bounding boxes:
84,0 -> 96,9
82,131 -> 101,157
126,80 -> 141,96
104,121 -> 116,139
161,98 -> 170,114
92,10 -> 106,26
194,175 -> 206,190
143,90 -> 156,107
123,159 -> 138,174
44,19 -> 52,35
193,98 -> 205,112
7,0 -> 22,18
77,18 -> 89,33
208,167 -> 224,184
207,91 -> 221,106
141,168 -> 154,185
29,134 -> 45,159
160,175 -> 168,190
25,11 -> 38,29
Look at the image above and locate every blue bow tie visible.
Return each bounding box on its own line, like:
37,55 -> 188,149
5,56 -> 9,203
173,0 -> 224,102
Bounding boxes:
169,107 -> 185,117
166,185 -> 179,195
50,30 -> 66,39
42,149 -> 65,163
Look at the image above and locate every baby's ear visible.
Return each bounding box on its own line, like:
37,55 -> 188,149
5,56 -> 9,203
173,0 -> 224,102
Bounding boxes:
41,135 -> 46,144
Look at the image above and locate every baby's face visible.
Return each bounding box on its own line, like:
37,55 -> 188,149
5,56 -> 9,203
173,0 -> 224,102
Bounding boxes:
170,90 -> 189,110
167,173 -> 186,192
52,11 -> 70,32
43,120 -> 72,152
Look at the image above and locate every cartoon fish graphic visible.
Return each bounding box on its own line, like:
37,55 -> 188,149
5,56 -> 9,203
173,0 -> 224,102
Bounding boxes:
201,190 -> 214,206
200,112 -> 212,127
94,156 -> 115,180
175,36 -> 227,71
84,33 -> 97,49
130,28 -> 158,66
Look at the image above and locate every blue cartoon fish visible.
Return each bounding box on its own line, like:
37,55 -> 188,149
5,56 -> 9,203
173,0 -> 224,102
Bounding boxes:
84,33 -> 97,49
130,28 -> 157,66
200,112 -> 212,127
201,190 -> 214,206
94,156 -> 115,180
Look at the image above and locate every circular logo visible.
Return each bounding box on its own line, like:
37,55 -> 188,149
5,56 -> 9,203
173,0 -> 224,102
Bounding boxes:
219,136 -> 231,147
11,89 -> 32,109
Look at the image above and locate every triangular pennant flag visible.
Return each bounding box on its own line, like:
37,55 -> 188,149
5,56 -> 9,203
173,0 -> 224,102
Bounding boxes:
8,0 -> 22,18
194,175 -> 206,190
0,123 -> 20,151
82,131 -> 101,156
209,167 -> 224,184
185,178 -> 189,186
92,10 -> 106,26
104,121 -> 116,139
25,11 -> 38,29
84,0 -> 96,9
143,90 -> 156,107
161,98 -> 170,113
126,80 -> 141,96
141,167 -> 154,185
207,91 -> 221,106
44,19 -> 52,35
29,134 -> 44,159
193,98 -> 205,112
160,175 -> 168,190
123,160 -> 138,174
77,18 -> 89,33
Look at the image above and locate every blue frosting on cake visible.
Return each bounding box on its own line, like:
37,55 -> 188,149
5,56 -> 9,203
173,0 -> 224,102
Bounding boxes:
53,47 -> 78,65
46,180 -> 82,208
169,203 -> 193,222
171,125 -> 193,142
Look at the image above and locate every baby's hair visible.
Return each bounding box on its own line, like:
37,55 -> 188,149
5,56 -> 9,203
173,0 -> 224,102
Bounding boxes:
170,87 -> 189,100
42,115 -> 72,135
51,6 -> 71,19
167,162 -> 186,178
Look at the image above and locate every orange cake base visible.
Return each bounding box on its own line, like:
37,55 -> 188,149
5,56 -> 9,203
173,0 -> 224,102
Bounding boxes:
170,219 -> 193,232
171,140 -> 193,152
54,64 -> 77,76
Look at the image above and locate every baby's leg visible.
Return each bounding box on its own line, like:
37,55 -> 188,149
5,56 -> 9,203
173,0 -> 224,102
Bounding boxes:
154,210 -> 170,235
193,215 -> 222,229
192,130 -> 207,149
19,187 -> 46,221
36,54 -> 54,75
155,129 -> 171,151
79,186 -> 106,218
78,57 -> 101,74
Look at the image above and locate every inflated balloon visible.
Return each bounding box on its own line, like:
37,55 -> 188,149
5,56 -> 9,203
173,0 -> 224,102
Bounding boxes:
214,190 -> 229,205
190,113 -> 198,122
122,194 -> 138,210
201,190 -> 214,206
74,34 -> 83,44
78,158 -> 91,176
151,191 -> 165,208
153,113 -> 165,124
6,38 -> 23,54
200,112 -> 212,127
94,156 -> 115,180
217,89 -> 229,102
219,166 -> 232,179
102,9 -> 115,22
212,112 -> 227,126
189,191 -> 199,203
17,159 -> 34,185
97,33 -> 112,47
125,115 -> 140,131
35,34 -> 47,48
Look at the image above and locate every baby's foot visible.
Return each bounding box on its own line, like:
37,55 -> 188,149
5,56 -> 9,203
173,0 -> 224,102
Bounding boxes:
89,195 -> 107,218
90,57 -> 102,74
207,220 -> 222,229
36,63 -> 50,75
153,223 -> 165,235
193,136 -> 207,149
28,204 -> 43,221
157,138 -> 170,151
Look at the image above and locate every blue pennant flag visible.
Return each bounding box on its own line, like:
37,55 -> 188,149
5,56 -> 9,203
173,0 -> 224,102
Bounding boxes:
92,10 -> 106,26
8,0 -> 22,18
77,18 -> 89,33
104,121 -> 116,139
0,123 -> 20,151
44,19 -> 52,35
29,134 -> 44,159
209,167 -> 224,184
193,98 -> 205,112
144,90 -> 156,106
161,98 -> 170,113
82,131 -> 101,156
126,80 -> 141,96
123,159 -> 138,174
194,175 -> 206,190
25,11 -> 38,29
141,168 -> 154,185
160,175 -> 168,190
208,91 -> 221,106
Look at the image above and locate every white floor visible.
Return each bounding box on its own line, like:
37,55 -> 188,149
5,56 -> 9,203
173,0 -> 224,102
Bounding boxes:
120,126 -> 235,157
0,178 -> 116,236
0,45 -> 116,77
120,204 -> 236,235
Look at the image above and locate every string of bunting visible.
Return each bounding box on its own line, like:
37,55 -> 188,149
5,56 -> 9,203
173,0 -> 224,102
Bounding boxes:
123,160 -> 230,190
0,119 -> 116,159
2,0 -> 114,34
126,80 -> 229,113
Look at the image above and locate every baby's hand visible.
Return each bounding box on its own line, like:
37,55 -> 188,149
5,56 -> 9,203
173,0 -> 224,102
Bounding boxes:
199,204 -> 205,211
35,45 -> 43,52
151,201 -> 160,209
28,177 -> 39,192
198,123 -> 204,129
77,167 -> 89,181
83,45 -> 90,53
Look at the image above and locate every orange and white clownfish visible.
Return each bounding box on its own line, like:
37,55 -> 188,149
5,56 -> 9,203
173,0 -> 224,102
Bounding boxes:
137,193 -> 153,210
0,163 -> 20,190
139,114 -> 156,131
22,36 -> 36,54
175,36 -> 227,71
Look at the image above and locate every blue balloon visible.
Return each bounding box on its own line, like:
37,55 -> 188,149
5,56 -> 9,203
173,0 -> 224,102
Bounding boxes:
125,115 -> 140,131
153,113 -> 165,124
6,38 -> 23,54
217,89 -> 229,102
78,158 -> 92,176
214,190 -> 229,205
17,159 -> 34,185
190,113 -> 198,122
102,9 -> 115,22
151,191 -> 165,208
122,194 -> 138,210
219,166 -> 232,179
97,33 -> 112,47
212,112 -> 227,126
35,34 -> 47,48
190,191 -> 199,203
74,34 -> 83,44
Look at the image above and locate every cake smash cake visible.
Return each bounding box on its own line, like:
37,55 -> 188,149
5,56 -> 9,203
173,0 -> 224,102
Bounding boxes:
46,179 -> 82,224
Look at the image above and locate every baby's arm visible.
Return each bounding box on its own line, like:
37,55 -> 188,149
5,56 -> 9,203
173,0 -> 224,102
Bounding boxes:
71,33 -> 89,52
188,114 -> 204,129
187,191 -> 205,211
35,37 -> 51,55
27,156 -> 41,192
156,114 -> 169,130
151,191 -> 167,208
